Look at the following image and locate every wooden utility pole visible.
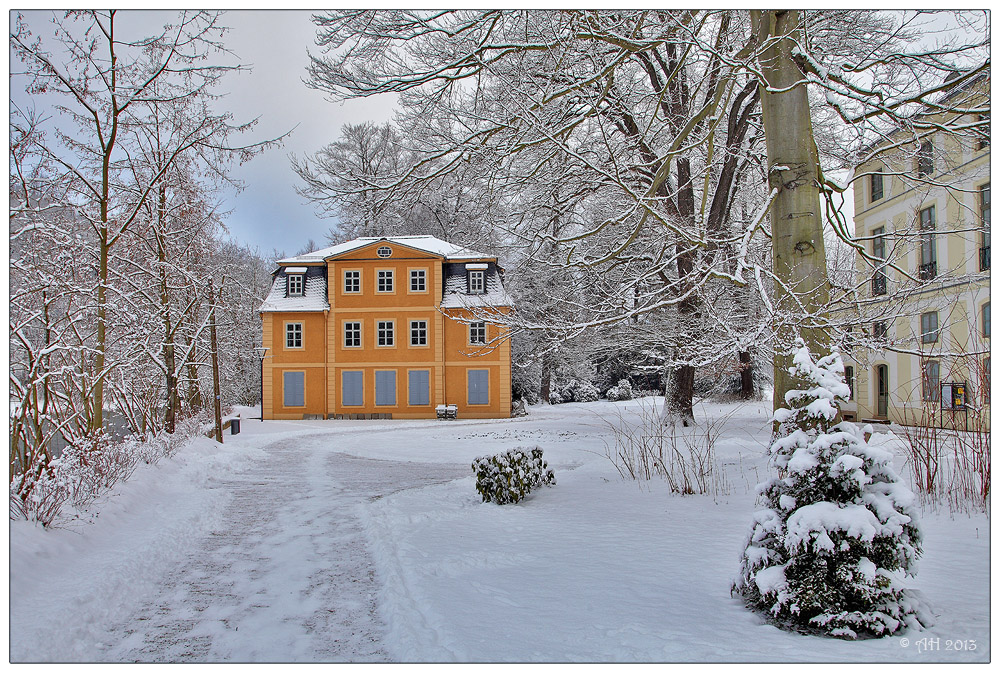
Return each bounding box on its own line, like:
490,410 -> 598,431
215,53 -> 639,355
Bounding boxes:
209,279 -> 223,444
751,10 -> 832,412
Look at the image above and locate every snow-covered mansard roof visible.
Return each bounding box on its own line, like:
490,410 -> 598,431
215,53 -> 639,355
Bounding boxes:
261,236 -> 513,313
259,265 -> 329,313
440,262 -> 514,309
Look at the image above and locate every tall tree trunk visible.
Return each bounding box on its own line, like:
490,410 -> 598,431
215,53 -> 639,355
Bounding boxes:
540,354 -> 552,404
94,229 -> 109,433
155,185 -> 179,433
209,280 -> 223,443
751,10 -> 832,414
739,350 -> 754,399
670,158 -> 698,426
183,332 -> 204,412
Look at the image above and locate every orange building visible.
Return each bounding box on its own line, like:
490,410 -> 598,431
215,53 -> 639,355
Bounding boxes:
258,236 -> 513,419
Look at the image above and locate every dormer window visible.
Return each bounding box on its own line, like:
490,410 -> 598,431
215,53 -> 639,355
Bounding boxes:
466,264 -> 487,294
469,271 -> 485,294
285,267 -> 307,297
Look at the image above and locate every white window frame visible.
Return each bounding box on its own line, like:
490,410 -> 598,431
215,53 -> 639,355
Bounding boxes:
409,268 -> 427,293
377,320 -> 395,347
287,274 -> 304,297
468,270 -> 486,294
344,321 -> 362,348
410,320 -> 428,346
469,321 -> 486,345
343,269 -> 361,294
377,269 -> 394,293
285,322 -> 303,349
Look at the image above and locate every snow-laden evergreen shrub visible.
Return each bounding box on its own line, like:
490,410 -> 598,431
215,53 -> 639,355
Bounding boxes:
733,341 -> 927,639
552,379 -> 600,404
472,447 -> 555,504
570,380 -> 600,403
606,378 -> 635,402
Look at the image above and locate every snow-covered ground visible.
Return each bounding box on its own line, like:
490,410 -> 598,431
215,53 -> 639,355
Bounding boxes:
9,399 -> 989,662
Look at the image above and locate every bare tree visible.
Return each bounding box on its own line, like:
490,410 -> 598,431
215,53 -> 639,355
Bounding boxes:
302,9 -> 988,414
10,10 -> 276,432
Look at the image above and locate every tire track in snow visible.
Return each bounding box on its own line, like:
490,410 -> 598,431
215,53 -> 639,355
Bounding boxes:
102,434 -> 466,662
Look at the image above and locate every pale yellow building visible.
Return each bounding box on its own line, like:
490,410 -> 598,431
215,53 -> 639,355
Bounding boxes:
842,75 -> 989,431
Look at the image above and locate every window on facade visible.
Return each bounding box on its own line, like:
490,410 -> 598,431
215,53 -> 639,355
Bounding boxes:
344,321 -> 361,348
873,321 -> 888,341
919,206 -> 937,280
377,270 -> 394,293
468,270 -> 486,294
917,140 -> 934,176
341,371 -> 363,406
469,321 -> 486,344
844,365 -> 854,400
922,360 -> 941,402
872,226 -> 887,295
410,320 -> 428,346
408,370 -> 430,406
344,270 -> 360,293
286,323 -> 303,349
981,183 -> 991,271
870,168 -> 884,202
287,274 -> 304,297
376,246 -> 392,258
377,320 -> 394,346
375,370 -> 396,406
983,302 -> 991,339
468,369 -> 489,405
410,269 -> 426,292
283,371 -> 305,407
920,311 -> 939,344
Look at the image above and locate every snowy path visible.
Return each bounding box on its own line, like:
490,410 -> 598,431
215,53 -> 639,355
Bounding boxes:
89,434 -> 467,662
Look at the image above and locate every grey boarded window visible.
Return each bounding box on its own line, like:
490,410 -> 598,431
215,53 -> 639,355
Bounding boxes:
408,370 -> 430,406
283,371 -> 305,407
342,371 -> 363,406
376,370 -> 396,406
468,369 -> 489,405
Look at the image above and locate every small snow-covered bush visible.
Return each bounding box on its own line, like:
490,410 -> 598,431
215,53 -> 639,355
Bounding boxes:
552,379 -> 600,404
606,379 -> 634,402
733,341 -> 927,639
472,447 -> 555,504
571,380 -> 600,403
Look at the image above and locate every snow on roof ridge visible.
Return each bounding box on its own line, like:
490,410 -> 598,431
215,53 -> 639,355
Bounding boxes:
276,234 -> 491,264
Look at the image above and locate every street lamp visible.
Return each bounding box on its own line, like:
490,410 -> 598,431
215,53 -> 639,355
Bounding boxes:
254,346 -> 268,421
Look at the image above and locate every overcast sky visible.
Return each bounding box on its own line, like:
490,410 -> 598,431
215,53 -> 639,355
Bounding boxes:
215,10 -> 395,257
10,9 -> 395,258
